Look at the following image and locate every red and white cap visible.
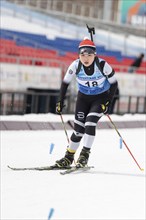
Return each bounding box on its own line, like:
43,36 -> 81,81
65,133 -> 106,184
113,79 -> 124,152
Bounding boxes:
79,37 -> 96,54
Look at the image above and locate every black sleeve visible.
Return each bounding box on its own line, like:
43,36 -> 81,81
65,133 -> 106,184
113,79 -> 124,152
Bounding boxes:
58,81 -> 69,102
99,60 -> 115,78
107,69 -> 115,79
108,81 -> 118,101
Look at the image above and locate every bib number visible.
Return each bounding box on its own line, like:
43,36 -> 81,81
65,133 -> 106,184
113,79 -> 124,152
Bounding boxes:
85,81 -> 98,87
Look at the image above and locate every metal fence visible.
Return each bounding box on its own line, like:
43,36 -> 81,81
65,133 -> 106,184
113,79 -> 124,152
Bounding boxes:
0,90 -> 145,115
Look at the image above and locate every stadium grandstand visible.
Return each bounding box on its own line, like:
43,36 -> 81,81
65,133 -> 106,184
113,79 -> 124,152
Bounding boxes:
0,0 -> 146,115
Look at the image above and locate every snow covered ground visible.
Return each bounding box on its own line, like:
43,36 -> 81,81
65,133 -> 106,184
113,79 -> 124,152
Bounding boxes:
1,114 -> 146,220
1,113 -> 145,122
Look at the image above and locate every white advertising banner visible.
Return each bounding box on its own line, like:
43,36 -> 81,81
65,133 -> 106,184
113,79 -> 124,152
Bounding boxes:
70,72 -> 146,97
0,63 -> 145,96
0,63 -> 62,91
116,72 -> 145,96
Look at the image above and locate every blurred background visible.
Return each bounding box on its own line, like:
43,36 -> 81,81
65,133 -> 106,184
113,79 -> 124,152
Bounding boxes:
0,0 -> 146,115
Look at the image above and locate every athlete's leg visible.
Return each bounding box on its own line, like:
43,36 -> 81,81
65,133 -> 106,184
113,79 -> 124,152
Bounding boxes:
68,92 -> 90,152
83,104 -> 103,149
76,100 -> 104,167
55,93 -> 90,167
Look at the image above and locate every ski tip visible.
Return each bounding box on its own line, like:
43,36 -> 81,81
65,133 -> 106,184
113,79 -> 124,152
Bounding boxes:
60,172 -> 66,175
7,165 -> 16,170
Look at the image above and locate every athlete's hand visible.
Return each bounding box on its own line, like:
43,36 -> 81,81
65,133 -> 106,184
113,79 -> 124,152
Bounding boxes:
101,101 -> 110,114
56,101 -> 65,114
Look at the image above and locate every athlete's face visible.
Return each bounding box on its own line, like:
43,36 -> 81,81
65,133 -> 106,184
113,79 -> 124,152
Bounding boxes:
79,53 -> 95,66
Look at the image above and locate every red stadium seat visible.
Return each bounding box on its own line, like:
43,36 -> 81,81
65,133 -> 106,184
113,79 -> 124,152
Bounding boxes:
0,38 -> 145,74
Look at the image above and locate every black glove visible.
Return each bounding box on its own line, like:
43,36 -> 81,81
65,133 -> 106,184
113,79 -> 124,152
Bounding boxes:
56,101 -> 64,114
101,101 -> 111,114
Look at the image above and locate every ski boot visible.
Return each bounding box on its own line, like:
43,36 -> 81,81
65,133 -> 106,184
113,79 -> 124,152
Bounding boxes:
55,149 -> 75,168
76,147 -> 90,168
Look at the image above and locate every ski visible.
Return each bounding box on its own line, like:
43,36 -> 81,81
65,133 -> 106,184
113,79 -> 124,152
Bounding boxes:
7,165 -> 71,171
60,166 -> 94,175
